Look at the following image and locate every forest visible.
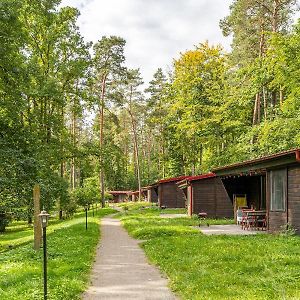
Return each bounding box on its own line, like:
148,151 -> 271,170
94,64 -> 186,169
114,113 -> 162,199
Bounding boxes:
1,0 -> 299,227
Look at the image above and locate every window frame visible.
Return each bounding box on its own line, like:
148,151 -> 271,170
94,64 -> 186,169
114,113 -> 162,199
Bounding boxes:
270,168 -> 287,212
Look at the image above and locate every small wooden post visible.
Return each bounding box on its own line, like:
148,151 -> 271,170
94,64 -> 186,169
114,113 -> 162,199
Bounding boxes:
33,184 -> 42,250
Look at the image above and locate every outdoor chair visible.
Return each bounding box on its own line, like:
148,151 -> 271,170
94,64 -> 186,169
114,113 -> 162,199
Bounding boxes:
241,209 -> 254,230
236,209 -> 243,225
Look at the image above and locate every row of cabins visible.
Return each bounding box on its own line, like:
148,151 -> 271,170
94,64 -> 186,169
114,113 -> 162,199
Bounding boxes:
108,149 -> 300,234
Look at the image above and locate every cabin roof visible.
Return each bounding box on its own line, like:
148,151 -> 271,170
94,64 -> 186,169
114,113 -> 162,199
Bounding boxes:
177,173 -> 216,188
212,149 -> 300,176
108,191 -> 132,195
130,189 -> 147,195
158,175 -> 189,184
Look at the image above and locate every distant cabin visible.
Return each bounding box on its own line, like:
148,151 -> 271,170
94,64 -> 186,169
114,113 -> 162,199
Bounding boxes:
108,191 -> 131,203
156,176 -> 189,208
177,173 -> 233,218
213,149 -> 300,234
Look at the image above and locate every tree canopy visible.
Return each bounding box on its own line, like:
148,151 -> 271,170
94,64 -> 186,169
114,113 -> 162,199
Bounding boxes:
0,0 -> 299,229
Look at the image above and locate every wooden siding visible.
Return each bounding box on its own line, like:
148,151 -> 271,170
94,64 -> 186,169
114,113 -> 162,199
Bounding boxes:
215,178 -> 234,218
148,188 -> 158,203
288,166 -> 300,233
191,178 -> 233,218
158,182 -> 186,208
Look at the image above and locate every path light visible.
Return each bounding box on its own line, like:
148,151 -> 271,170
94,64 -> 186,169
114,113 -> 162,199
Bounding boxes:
39,210 -> 50,300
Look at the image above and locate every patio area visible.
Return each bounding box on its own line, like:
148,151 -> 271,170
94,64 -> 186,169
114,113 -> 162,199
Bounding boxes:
198,224 -> 267,235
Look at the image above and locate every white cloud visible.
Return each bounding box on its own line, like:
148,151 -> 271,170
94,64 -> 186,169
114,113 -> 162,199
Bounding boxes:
61,0 -> 233,85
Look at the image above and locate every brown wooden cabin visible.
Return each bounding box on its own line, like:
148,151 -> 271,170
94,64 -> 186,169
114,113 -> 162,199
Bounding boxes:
177,173 -> 233,218
213,149 -> 300,234
145,185 -> 158,203
108,191 -> 131,203
157,176 -> 189,208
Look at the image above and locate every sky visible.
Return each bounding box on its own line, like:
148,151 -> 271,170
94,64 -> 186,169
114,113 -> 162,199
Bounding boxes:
60,0 -> 234,85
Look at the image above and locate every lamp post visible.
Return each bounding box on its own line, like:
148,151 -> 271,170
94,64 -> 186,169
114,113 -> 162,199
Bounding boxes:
85,205 -> 88,230
39,210 -> 50,300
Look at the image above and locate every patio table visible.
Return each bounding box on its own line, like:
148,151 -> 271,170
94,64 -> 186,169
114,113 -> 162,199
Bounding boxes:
242,210 -> 267,230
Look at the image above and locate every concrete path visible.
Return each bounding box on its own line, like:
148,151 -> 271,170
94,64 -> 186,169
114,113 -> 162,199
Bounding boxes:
199,224 -> 267,235
82,216 -> 177,300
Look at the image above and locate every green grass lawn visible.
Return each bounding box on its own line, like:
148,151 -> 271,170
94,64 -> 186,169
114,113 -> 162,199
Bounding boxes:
120,205 -> 300,300
0,208 -> 115,300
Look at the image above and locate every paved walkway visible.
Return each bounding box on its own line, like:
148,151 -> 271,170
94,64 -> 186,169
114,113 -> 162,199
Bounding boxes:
82,216 -> 177,300
199,224 -> 267,235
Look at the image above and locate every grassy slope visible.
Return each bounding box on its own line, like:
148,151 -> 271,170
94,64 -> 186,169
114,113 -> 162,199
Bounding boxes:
120,204 -> 300,300
0,208 -> 115,300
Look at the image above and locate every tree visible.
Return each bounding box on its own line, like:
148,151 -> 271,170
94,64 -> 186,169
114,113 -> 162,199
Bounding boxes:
92,36 -> 126,207
164,42 -> 229,173
220,0 -> 297,125
145,68 -> 168,179
122,69 -> 144,200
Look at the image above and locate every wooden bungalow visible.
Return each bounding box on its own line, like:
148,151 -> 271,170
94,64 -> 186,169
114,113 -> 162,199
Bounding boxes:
108,191 -> 131,203
177,173 -> 233,218
157,176 -> 189,208
213,149 -> 300,234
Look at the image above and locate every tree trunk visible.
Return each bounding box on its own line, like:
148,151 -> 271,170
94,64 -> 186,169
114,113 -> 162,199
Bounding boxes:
128,86 -> 142,201
99,75 -> 107,208
71,107 -> 76,189
263,86 -> 267,120
253,93 -> 261,125
279,85 -> 284,107
59,160 -> 65,219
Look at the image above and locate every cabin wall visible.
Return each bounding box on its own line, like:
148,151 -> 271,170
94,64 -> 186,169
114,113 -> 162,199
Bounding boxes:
192,179 -> 215,217
147,188 -> 158,203
191,178 -> 233,218
288,166 -> 300,233
215,178 -> 234,218
187,185 -> 192,216
158,182 -> 186,208
149,188 -> 158,203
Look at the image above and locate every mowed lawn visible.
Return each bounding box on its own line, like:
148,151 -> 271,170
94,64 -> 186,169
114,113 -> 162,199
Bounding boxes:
0,208 -> 115,300
119,203 -> 300,300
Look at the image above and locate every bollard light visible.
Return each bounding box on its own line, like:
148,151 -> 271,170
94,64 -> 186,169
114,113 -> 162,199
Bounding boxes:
39,210 -> 50,228
39,210 -> 50,300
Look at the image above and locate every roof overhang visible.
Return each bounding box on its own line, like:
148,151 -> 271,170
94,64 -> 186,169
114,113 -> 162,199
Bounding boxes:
158,175 -> 189,184
213,149 -> 300,177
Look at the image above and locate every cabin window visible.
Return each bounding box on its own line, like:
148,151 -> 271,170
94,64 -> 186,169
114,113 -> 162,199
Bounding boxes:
270,169 -> 287,212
